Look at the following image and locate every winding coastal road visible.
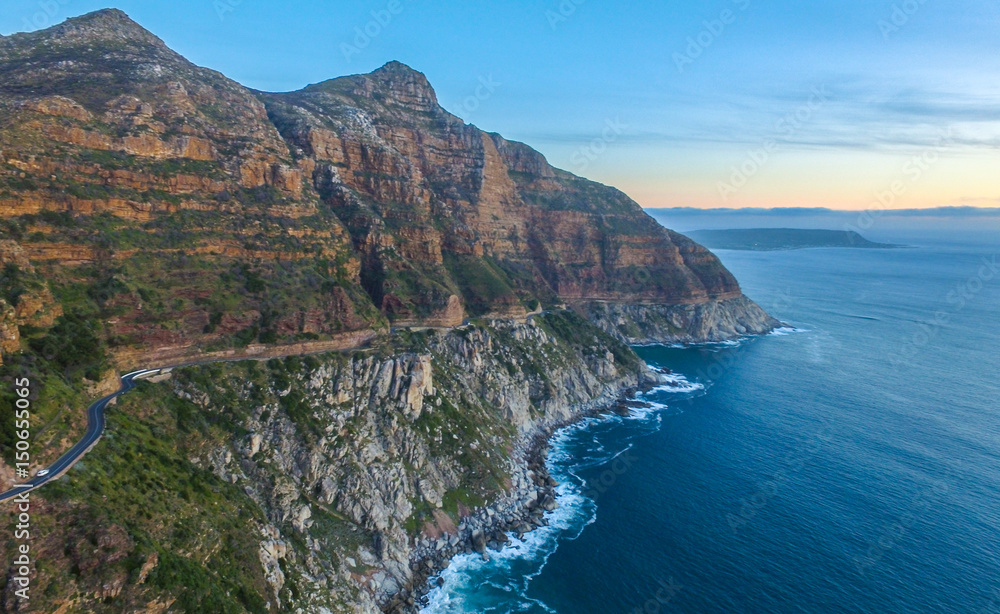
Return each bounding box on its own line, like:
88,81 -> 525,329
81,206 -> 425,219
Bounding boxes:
0,369 -> 157,503
0,336 -> 377,504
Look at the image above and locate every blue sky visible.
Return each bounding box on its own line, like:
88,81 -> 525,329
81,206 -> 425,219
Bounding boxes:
2,0 -> 998,209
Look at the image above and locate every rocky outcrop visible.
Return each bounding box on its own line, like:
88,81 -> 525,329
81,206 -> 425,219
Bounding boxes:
262,63 -> 762,322
581,295 -> 782,344
128,313 -> 651,613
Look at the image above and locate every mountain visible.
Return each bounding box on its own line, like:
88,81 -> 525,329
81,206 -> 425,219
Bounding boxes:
0,9 -> 775,370
687,228 -> 903,251
0,10 -> 778,613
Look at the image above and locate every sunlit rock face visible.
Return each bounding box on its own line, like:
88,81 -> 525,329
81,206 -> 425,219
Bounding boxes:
0,11 -> 774,362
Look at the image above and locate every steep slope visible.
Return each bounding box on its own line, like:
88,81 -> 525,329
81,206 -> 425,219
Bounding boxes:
262,62 -> 776,335
2,314 -> 655,614
0,10 -> 775,367
0,10 -> 779,613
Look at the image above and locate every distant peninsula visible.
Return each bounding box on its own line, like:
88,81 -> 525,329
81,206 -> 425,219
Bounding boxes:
686,228 -> 903,251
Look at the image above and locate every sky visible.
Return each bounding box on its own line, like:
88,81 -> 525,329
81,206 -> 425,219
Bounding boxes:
2,0 -> 998,210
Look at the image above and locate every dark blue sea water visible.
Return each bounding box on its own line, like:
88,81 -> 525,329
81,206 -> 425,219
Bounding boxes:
423,229 -> 1000,614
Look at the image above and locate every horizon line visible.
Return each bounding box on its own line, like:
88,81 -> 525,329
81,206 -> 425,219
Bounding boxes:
644,205 -> 1000,215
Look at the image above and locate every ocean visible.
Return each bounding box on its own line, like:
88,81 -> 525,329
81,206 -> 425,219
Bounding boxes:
421,226 -> 1000,614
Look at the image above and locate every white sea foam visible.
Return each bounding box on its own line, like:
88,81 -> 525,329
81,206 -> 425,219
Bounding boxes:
419,498 -> 590,612
623,402 -> 668,421
637,327 -> 788,350
643,371 -> 704,395
769,326 -> 809,336
634,339 -> 741,348
419,371 -> 689,613
420,436 -> 597,613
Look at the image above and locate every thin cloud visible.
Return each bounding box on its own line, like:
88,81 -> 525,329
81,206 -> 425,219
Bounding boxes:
522,77 -> 1000,154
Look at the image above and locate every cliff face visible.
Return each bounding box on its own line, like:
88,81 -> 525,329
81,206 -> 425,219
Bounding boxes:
583,294 -> 782,345
0,10 -> 779,614
260,63 -> 758,325
0,9 -> 774,370
2,313 -> 654,613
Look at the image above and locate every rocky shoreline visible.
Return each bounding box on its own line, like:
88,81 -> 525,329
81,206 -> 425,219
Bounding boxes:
583,296 -> 782,345
386,381 -> 654,613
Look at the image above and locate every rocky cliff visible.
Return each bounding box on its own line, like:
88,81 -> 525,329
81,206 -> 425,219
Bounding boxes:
0,9 -> 774,372
2,312 -> 658,613
0,9 -> 780,614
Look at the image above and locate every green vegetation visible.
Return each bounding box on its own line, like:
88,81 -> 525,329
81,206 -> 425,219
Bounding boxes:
0,355 -> 95,465
358,248 -> 458,322
0,257 -> 112,463
1,262 -> 35,307
1,208 -> 384,351
28,312 -> 107,382
2,298 -> 642,611
537,309 -> 642,373
74,149 -> 225,179
36,379 -> 272,614
443,254 -> 520,316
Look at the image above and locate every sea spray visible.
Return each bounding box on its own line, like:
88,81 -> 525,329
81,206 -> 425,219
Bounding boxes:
420,372 -> 703,613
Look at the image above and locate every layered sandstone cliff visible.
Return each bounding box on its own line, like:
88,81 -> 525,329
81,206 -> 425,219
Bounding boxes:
262,62 -> 776,332
0,9 -> 775,370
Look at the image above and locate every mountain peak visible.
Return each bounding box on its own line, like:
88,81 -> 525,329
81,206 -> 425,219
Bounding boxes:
301,61 -> 440,112
74,7 -> 132,23
371,60 -> 424,78
366,61 -> 439,111
35,8 -> 166,49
